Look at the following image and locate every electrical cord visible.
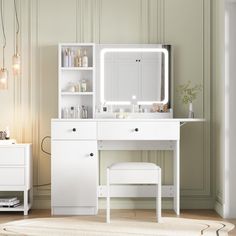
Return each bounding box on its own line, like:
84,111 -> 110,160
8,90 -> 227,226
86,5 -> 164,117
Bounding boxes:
41,135 -> 51,156
0,0 -> 6,67
35,136 -> 52,187
33,183 -> 51,187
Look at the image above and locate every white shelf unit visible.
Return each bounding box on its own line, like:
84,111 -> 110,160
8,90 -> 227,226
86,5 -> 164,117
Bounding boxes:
0,144 -> 33,215
58,43 -> 95,119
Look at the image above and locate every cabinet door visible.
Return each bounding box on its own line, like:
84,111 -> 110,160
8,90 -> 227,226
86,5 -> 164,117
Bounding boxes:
52,140 -> 97,207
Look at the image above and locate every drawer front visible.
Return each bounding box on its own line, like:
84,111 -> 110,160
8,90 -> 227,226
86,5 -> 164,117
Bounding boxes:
0,168 -> 24,185
0,147 -> 25,165
98,122 -> 179,140
52,122 -> 97,140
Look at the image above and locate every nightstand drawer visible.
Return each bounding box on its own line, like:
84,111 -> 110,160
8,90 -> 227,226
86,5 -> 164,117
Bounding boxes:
0,147 -> 25,165
98,121 -> 179,140
52,122 -> 97,140
0,168 -> 24,186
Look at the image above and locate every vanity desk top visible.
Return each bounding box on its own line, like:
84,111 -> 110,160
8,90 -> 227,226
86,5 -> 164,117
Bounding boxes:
52,118 -> 204,122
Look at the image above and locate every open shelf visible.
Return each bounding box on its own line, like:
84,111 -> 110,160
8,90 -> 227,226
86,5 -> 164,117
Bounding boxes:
0,202 -> 32,212
59,43 -> 95,119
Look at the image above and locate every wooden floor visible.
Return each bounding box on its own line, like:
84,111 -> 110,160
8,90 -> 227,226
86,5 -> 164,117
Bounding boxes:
0,209 -> 235,235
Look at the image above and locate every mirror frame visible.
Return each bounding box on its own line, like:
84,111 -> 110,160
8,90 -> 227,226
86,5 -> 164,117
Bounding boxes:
100,47 -> 169,106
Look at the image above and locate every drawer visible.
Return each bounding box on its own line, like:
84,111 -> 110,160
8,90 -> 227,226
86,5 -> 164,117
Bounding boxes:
0,147 -> 25,165
97,121 -> 179,140
52,121 -> 97,140
0,167 -> 24,185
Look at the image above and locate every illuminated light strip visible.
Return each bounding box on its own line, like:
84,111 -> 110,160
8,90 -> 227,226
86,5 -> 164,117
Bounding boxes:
100,48 -> 169,105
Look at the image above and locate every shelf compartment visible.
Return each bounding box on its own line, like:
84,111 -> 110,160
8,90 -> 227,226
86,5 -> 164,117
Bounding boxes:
0,202 -> 32,212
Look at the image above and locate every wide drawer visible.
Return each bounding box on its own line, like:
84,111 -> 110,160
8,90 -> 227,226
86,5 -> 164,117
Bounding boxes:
0,147 -> 25,165
0,167 -> 24,185
97,121 -> 179,140
52,122 -> 97,140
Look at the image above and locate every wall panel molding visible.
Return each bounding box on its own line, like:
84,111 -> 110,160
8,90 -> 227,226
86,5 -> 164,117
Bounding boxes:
92,0 -> 101,43
164,0 -> 211,199
21,0 -> 213,209
31,0 -> 41,197
140,0 -> 149,43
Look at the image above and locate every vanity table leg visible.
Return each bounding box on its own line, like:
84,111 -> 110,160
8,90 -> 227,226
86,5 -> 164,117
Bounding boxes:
173,140 -> 180,215
23,190 -> 28,215
106,168 -> 110,223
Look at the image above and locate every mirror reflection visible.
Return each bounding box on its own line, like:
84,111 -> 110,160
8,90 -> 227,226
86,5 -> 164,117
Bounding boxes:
100,46 -> 170,106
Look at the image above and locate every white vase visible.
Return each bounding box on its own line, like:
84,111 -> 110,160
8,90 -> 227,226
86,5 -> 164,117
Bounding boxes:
188,102 -> 194,118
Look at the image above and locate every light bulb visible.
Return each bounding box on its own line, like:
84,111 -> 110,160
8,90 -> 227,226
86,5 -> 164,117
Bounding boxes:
0,68 -> 8,90
12,53 -> 20,76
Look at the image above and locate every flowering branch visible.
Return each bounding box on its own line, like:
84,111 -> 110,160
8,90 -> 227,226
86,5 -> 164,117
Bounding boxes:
177,81 -> 202,105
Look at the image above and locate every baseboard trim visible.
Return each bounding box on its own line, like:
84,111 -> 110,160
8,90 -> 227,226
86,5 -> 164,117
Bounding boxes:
181,197 -> 214,209
215,200 -> 224,217
32,196 -> 215,210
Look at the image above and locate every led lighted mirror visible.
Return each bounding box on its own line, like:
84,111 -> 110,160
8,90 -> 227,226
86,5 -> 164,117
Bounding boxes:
100,47 -> 170,106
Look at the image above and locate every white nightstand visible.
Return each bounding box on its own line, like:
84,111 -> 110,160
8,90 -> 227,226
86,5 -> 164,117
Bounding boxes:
0,144 -> 33,215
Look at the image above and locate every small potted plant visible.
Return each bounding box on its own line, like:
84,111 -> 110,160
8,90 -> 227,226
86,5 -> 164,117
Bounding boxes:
177,81 -> 202,118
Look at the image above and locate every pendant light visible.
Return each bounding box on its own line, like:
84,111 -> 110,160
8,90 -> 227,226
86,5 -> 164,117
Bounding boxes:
0,0 -> 8,90
12,0 -> 20,76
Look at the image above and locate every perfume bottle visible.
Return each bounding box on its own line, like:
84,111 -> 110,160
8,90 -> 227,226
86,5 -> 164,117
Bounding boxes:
82,49 -> 88,67
75,106 -> 81,118
81,105 -> 88,119
70,106 -> 75,118
68,49 -> 72,67
5,126 -> 10,140
75,49 -> 82,67
75,81 -> 80,92
62,107 -> 69,119
62,49 -> 68,67
81,80 -> 87,92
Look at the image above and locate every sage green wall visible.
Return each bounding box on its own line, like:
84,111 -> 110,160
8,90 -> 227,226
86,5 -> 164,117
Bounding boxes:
0,0 -> 215,209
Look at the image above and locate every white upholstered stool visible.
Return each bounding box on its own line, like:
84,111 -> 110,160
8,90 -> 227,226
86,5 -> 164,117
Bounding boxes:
106,162 -> 162,223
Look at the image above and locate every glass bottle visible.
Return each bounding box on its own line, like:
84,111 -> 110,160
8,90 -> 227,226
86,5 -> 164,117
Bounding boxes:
75,106 -> 81,118
70,106 -> 75,118
68,49 -> 72,67
81,80 -> 87,92
62,49 -> 68,67
82,49 -> 88,67
5,126 -> 10,140
81,105 -> 88,119
75,81 -> 80,92
76,49 -> 82,67
62,107 -> 69,119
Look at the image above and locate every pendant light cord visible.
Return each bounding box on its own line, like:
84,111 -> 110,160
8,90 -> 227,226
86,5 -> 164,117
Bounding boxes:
14,0 -> 19,34
14,0 -> 19,53
0,0 -> 6,68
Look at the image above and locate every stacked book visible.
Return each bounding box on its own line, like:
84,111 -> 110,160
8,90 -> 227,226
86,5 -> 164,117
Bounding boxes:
0,197 -> 20,207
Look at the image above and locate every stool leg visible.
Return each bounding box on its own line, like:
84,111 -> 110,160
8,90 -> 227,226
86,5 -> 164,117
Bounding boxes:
156,169 -> 162,222
106,168 -> 110,223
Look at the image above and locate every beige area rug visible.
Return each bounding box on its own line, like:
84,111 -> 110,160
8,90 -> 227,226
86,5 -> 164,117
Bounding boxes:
0,217 -> 234,236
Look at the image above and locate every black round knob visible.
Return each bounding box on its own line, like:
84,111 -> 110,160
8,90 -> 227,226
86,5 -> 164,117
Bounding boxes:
72,128 -> 76,132
90,153 -> 94,157
134,128 -> 139,132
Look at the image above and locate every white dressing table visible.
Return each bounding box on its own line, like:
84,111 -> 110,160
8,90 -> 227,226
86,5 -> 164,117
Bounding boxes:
51,118 -> 203,215
52,43 -> 204,216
